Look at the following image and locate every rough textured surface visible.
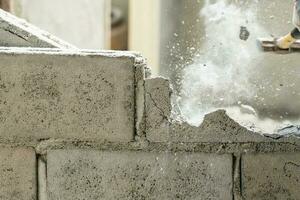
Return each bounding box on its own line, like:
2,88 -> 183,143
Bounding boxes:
0,49 -> 136,143
242,153 -> 300,200
0,47 -> 300,200
172,110 -> 277,143
0,8 -> 75,48
0,147 -> 37,200
47,150 -> 232,200
145,77 -> 172,142
134,57 -> 146,141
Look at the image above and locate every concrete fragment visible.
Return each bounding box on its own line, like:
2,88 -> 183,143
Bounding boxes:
0,8 -> 75,48
277,125 -> 300,136
0,147 -> 37,200
242,153 -> 300,199
47,150 -> 233,200
171,110 -> 274,143
145,77 -> 172,142
0,48 -> 136,143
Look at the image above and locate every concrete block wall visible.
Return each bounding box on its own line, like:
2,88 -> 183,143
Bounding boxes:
0,49 -> 135,143
0,147 -> 36,200
47,151 -> 232,200
0,47 -> 298,200
0,10 -> 299,200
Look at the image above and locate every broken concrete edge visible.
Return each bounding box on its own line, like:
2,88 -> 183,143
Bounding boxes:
141,75 -> 299,144
144,77 -> 173,142
171,110 -> 300,143
0,47 -> 298,155
0,8 -> 76,49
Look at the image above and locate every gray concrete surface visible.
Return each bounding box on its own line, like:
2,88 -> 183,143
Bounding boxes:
0,39 -> 298,200
145,77 -> 172,142
0,147 -> 37,200
0,8 -> 75,48
171,110 -> 300,145
242,153 -> 300,200
171,110 -> 269,143
47,150 -> 233,200
0,48 -> 136,143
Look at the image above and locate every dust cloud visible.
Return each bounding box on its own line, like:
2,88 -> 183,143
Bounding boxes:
179,0 -> 300,134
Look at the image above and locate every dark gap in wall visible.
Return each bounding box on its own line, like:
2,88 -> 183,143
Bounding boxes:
232,153 -> 242,200
36,154 -> 39,200
37,154 -> 47,200
239,155 -> 243,199
232,154 -> 236,200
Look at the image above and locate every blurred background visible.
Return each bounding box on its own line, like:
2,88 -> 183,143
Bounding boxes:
0,0 -> 299,133
0,0 -> 205,76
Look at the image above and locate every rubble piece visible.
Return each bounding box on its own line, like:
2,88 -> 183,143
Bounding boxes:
47,150 -> 233,200
0,147 -> 37,200
277,125 -> 300,136
242,153 -> 300,199
171,110 -> 270,143
145,77 -> 172,142
0,8 -> 76,48
0,48 -> 136,143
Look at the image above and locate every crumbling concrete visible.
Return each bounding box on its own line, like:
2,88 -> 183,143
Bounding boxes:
0,35 -> 299,199
0,48 -> 137,143
242,153 -> 300,199
145,77 -> 172,142
171,110 -> 272,143
170,110 -> 300,152
0,8 -> 75,48
0,147 -> 37,200
47,150 -> 232,200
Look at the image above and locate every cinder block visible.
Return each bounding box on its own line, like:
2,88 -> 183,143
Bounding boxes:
0,49 -> 135,142
242,153 -> 300,199
0,8 -> 75,48
47,150 -> 233,200
145,77 -> 172,142
0,147 -> 37,200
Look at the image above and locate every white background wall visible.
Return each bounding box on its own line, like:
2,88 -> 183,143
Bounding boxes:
11,0 -> 111,49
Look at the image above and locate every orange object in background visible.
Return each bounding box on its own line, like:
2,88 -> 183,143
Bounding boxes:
111,7 -> 128,50
0,0 -> 10,11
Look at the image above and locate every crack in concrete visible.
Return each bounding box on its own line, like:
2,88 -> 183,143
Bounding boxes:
4,28 -> 29,41
146,91 -> 169,122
